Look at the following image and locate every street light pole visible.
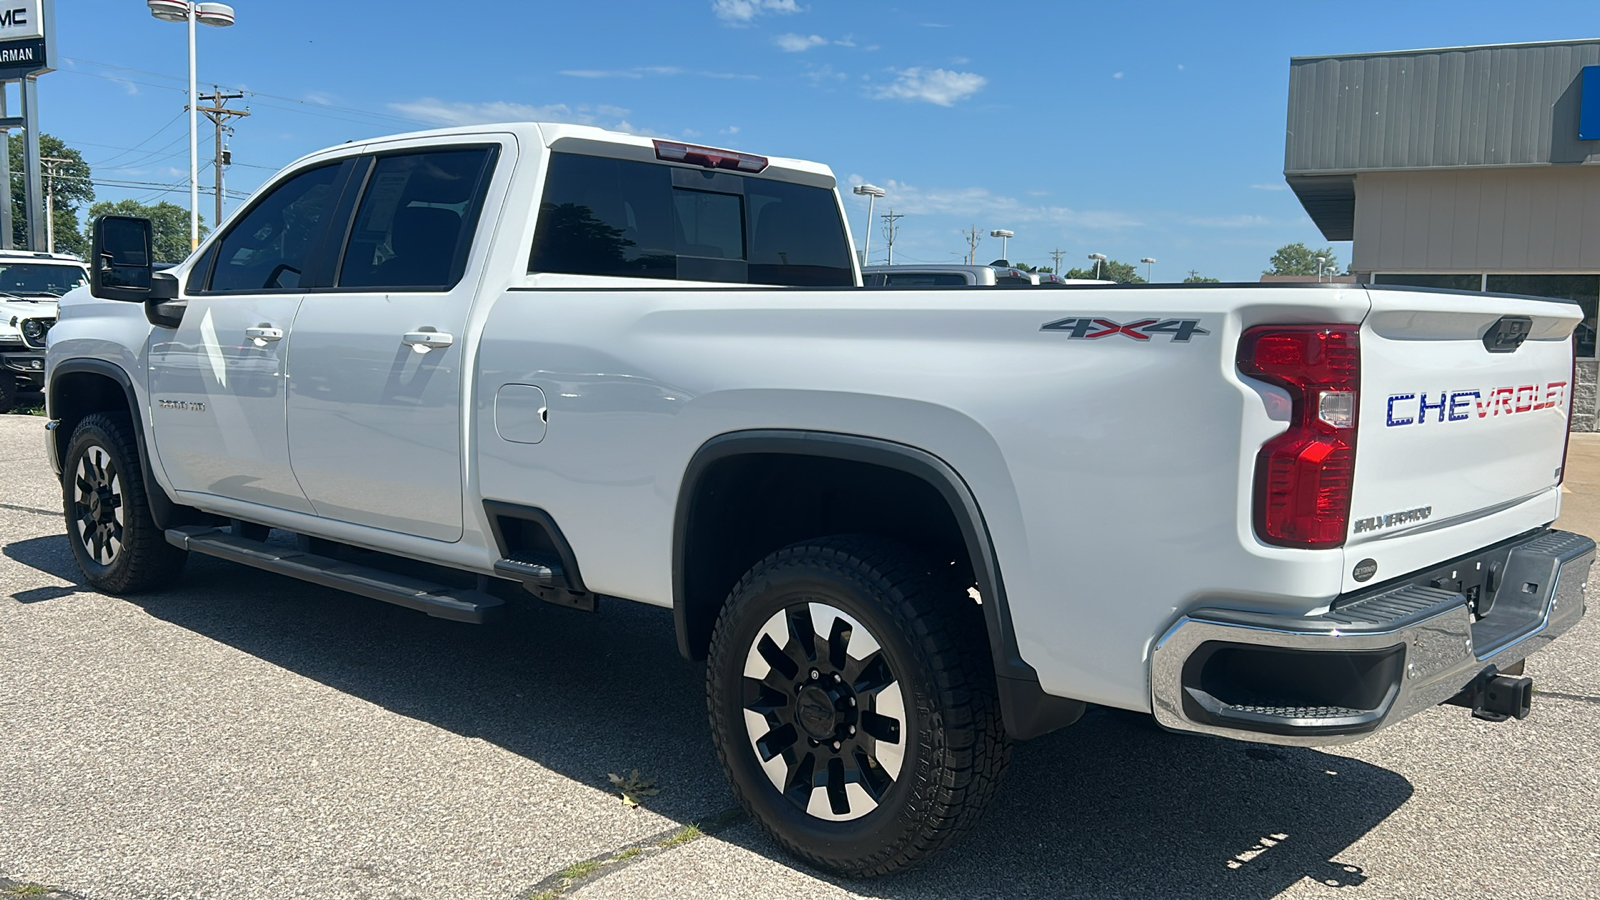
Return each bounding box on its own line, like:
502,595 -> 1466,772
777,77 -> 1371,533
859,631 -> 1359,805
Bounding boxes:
990,229 -> 1013,262
852,184 -> 884,267
187,2 -> 198,251
1140,257 -> 1156,282
1088,252 -> 1106,280
150,1 -> 236,253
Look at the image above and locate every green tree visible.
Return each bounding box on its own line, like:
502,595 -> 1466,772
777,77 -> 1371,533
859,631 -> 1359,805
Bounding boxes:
1063,258 -> 1145,283
9,132 -> 93,258
84,199 -> 207,263
1183,269 -> 1221,283
1264,242 -> 1340,277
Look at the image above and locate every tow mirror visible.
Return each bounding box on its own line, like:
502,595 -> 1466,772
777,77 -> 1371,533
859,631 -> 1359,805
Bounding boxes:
90,215 -> 157,301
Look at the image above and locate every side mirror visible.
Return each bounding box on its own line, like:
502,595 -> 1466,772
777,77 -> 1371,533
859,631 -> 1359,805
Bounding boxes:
90,215 -> 156,302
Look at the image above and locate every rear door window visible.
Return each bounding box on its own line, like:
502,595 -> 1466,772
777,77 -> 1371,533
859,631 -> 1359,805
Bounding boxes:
338,147 -> 497,290
529,152 -> 852,286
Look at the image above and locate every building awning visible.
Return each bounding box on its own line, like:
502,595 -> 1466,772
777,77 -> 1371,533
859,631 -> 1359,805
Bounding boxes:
1286,174 -> 1355,242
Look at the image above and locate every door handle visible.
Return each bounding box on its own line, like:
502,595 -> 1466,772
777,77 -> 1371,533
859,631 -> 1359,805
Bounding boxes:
245,325 -> 284,345
402,330 -> 455,351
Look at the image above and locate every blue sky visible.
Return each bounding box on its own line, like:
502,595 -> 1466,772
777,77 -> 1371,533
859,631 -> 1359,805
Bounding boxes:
37,0 -> 1600,279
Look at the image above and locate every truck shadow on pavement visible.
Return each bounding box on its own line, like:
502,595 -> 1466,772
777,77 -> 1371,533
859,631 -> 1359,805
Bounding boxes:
6,534 -> 1413,898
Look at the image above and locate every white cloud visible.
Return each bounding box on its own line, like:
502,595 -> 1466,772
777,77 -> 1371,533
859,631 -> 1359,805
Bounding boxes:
871,68 -> 986,106
1112,71 -> 1124,79
776,33 -> 827,52
712,0 -> 801,24
850,176 -> 1143,230
389,98 -> 638,132
721,125 -> 740,134
804,64 -> 848,84
1184,214 -> 1275,228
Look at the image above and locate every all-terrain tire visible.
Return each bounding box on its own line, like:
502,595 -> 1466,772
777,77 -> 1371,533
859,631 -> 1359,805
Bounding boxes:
706,535 -> 1010,876
62,412 -> 188,593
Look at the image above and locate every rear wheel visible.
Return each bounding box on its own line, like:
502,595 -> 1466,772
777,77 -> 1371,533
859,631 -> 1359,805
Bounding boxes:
63,412 -> 188,593
707,536 -> 1009,876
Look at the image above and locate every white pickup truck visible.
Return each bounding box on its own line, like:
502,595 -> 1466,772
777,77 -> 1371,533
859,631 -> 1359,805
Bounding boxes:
48,123 -> 1593,876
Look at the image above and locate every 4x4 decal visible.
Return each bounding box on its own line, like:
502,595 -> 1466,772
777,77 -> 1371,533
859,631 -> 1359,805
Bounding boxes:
1040,316 -> 1210,342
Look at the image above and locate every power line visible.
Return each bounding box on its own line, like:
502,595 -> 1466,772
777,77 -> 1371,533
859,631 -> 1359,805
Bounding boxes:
1049,248 -> 1066,273
63,57 -> 436,128
80,109 -> 187,168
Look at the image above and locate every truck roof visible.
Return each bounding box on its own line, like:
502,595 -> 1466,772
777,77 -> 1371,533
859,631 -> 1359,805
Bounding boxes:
286,122 -> 837,188
0,250 -> 85,265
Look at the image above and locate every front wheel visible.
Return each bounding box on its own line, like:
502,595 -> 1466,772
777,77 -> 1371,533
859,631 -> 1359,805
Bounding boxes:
62,412 -> 188,593
707,536 -> 1010,876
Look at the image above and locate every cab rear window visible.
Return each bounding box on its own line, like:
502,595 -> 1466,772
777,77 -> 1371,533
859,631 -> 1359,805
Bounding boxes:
529,152 -> 852,287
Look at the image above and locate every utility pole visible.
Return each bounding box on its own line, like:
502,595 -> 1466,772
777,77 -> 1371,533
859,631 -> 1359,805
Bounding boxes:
963,225 -> 982,265
198,86 -> 249,230
1049,248 -> 1066,274
879,209 -> 904,266
40,156 -> 69,255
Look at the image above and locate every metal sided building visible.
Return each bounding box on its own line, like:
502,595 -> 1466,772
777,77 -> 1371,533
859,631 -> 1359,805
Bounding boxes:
1284,39 -> 1600,429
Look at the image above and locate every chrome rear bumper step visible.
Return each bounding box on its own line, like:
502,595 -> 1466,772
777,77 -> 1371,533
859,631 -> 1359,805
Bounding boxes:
166,525 -> 505,624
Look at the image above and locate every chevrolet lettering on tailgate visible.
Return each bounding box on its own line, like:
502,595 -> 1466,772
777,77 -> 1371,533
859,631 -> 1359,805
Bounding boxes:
1385,381 -> 1568,426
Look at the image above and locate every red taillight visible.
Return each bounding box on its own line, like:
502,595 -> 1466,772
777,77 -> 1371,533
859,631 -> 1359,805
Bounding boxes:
653,139 -> 769,173
1238,325 -> 1360,548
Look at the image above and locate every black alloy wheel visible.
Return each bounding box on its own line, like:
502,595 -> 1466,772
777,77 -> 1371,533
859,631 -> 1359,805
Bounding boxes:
72,439 -> 125,567
740,600 -> 908,821
62,412 -> 187,593
708,536 -> 1010,876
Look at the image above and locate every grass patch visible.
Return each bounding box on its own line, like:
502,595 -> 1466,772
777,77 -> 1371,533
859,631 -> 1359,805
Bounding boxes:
658,823 -> 702,848
6,402 -> 44,416
2,884 -> 50,898
557,860 -> 603,881
527,891 -> 560,900
612,847 -> 642,861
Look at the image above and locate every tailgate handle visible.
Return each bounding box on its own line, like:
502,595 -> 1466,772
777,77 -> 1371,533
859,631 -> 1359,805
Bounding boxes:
1483,315 -> 1533,353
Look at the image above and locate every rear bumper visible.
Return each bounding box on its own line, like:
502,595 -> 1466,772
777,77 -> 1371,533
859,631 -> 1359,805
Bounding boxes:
1151,528 -> 1593,746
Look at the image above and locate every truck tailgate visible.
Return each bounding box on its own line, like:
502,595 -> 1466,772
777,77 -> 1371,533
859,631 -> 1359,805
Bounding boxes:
1346,287 -> 1583,592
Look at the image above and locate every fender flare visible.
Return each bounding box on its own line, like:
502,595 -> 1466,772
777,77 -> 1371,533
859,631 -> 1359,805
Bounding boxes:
49,357 -> 189,531
673,428 -> 1083,739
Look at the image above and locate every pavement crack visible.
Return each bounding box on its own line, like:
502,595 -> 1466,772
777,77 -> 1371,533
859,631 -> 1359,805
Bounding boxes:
1535,689 -> 1600,706
518,806 -> 747,900
0,502 -> 57,518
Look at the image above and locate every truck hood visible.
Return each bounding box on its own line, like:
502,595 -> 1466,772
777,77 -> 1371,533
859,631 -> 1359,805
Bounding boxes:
0,297 -> 59,322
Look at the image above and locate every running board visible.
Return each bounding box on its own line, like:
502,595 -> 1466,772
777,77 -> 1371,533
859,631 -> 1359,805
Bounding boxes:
165,525 -> 504,624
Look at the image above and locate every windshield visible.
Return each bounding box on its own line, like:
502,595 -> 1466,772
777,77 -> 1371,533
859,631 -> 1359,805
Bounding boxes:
0,262 -> 88,297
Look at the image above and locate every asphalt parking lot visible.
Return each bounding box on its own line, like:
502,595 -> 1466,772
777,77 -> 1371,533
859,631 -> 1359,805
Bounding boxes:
3,411 -> 1599,899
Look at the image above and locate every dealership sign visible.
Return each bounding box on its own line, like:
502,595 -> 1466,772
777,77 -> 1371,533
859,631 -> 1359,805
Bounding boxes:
1583,66 -> 1600,142
0,0 -> 52,80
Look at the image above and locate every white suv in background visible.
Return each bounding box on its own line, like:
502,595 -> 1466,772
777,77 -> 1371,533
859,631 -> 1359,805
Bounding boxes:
0,250 -> 88,411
